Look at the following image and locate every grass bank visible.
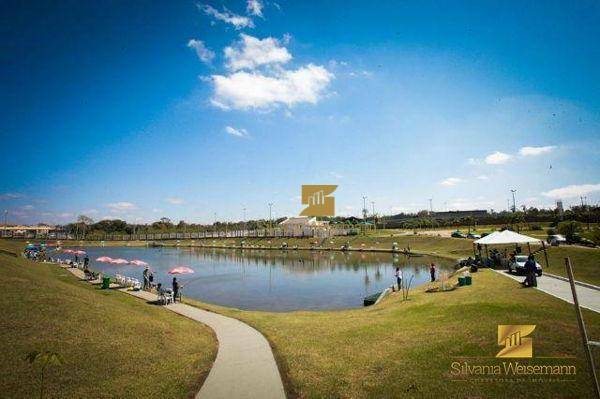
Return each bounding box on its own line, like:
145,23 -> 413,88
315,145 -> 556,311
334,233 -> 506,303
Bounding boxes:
0,240 -> 217,398
186,269 -> 600,398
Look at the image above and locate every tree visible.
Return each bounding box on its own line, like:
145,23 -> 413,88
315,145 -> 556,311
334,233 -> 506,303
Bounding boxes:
25,351 -> 63,399
76,215 -> 94,239
557,221 -> 582,241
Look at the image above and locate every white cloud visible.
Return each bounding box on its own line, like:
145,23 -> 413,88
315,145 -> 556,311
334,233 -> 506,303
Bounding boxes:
519,145 -> 556,156
542,183 -> 600,199
165,197 -> 185,205
107,202 -> 137,212
212,64 -> 333,110
224,126 -> 250,138
330,171 -> 344,179
485,151 -> 512,165
440,177 -> 463,186
246,0 -> 263,17
187,39 -> 215,64
0,192 -> 23,200
224,34 -> 291,71
199,4 -> 254,29
476,175 -> 489,180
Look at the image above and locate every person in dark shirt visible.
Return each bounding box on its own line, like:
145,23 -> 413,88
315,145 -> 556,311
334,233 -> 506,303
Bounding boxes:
84,255 -> 89,268
172,277 -> 180,302
522,255 -> 538,287
430,263 -> 436,282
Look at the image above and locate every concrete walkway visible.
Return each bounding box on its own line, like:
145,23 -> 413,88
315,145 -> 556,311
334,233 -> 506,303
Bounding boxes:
60,265 -> 286,399
492,269 -> 600,313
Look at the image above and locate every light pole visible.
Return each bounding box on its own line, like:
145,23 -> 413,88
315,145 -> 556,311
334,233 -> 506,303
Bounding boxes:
2,210 -> 6,238
213,212 -> 217,237
243,207 -> 247,237
428,198 -> 433,215
268,203 -> 273,235
362,196 -> 368,219
510,189 -> 517,213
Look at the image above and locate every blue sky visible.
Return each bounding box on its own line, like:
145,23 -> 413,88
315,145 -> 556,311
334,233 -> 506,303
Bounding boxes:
1,0 -> 600,225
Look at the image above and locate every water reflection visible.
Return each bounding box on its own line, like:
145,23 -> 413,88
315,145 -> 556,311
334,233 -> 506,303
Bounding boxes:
61,247 -> 453,311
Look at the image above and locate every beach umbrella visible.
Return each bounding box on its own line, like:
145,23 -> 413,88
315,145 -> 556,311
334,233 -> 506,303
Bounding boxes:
62,249 -> 75,254
129,259 -> 149,267
109,258 -> 129,265
168,266 -> 194,275
74,250 -> 86,256
95,256 -> 113,263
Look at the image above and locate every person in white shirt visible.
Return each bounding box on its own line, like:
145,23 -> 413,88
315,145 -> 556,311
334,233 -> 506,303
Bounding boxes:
395,267 -> 402,291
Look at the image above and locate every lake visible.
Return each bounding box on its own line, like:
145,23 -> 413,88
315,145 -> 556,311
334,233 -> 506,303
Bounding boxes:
59,246 -> 454,311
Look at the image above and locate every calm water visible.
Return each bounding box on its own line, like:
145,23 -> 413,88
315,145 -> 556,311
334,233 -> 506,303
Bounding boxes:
58,247 -> 453,311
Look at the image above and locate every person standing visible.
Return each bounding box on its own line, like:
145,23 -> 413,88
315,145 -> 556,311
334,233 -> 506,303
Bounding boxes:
84,255 -> 89,268
430,263 -> 436,282
142,266 -> 149,290
172,277 -> 180,302
395,267 -> 402,291
523,255 -> 538,288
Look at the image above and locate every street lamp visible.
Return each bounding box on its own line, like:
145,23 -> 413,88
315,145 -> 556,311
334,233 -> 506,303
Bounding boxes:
268,203 -> 273,234
510,189 -> 517,213
362,196 -> 368,219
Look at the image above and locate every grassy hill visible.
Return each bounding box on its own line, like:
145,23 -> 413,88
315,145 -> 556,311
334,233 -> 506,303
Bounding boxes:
188,269 -> 600,398
0,240 -> 216,398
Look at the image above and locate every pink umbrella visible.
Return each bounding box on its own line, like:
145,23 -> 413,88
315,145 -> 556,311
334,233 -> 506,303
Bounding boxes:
62,249 -> 75,254
168,266 -> 195,275
74,250 -> 86,256
129,259 -> 149,267
109,258 -> 129,265
96,256 -> 113,263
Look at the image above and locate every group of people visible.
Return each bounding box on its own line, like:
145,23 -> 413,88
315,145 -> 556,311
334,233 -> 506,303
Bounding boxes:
394,263 -> 437,290
142,266 -> 181,302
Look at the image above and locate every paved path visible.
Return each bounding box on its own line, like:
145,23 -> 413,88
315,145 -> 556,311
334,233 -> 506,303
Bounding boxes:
60,265 -> 286,399
492,269 -> 600,313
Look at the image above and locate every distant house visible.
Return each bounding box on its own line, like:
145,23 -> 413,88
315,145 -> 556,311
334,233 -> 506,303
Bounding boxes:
0,225 -> 56,238
279,217 -> 329,236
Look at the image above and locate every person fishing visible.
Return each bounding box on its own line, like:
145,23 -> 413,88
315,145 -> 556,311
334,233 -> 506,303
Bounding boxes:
395,267 -> 402,291
172,277 -> 180,302
143,266 -> 150,290
430,263 -> 436,282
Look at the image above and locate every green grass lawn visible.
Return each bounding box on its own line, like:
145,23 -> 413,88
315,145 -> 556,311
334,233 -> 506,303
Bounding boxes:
0,240 -> 217,398
187,269 -> 600,399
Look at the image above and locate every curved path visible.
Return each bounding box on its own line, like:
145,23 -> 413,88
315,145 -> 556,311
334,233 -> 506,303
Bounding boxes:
61,265 -> 286,399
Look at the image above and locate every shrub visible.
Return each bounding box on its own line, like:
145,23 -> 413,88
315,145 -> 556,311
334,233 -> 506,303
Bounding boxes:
546,228 -> 556,236
556,221 -> 582,241
530,224 -> 543,231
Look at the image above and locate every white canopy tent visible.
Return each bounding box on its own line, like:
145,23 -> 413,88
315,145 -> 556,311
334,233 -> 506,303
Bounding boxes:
474,230 -> 541,245
473,230 -> 550,269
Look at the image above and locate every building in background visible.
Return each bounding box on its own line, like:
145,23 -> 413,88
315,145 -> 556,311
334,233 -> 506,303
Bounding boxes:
556,200 -> 564,214
0,225 -> 56,238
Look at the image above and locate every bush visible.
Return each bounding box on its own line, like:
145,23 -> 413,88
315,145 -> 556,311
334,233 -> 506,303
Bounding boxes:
530,224 -> 543,231
588,229 -> 600,245
546,228 -> 556,236
556,221 -> 582,241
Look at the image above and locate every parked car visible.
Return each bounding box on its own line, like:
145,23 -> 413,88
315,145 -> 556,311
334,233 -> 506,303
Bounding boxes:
451,231 -> 467,238
467,233 -> 481,239
508,255 -> 543,276
547,234 -> 567,246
